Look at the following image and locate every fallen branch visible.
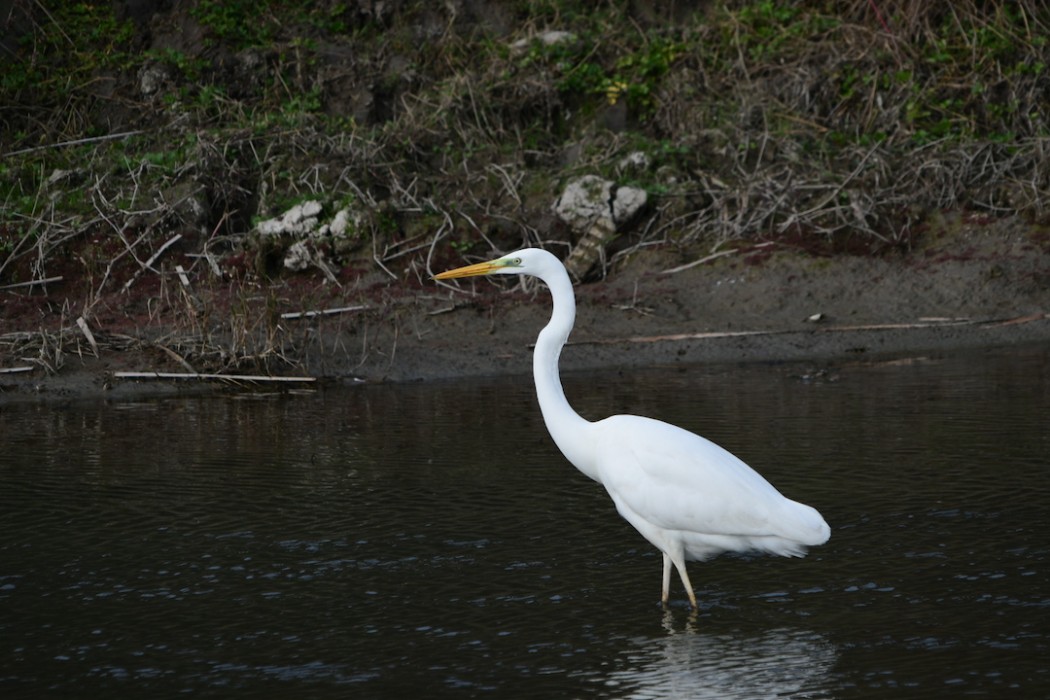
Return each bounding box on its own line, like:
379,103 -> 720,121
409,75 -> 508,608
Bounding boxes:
569,313 -> 1048,346
1,130 -> 144,158
570,330 -> 767,346
185,252 -> 223,278
659,241 -> 776,272
123,234 -> 182,292
985,312 -> 1049,327
659,248 -> 742,275
312,253 -> 341,286
280,305 -> 370,320
0,276 -> 63,291
114,371 -> 317,382
154,344 -> 197,373
0,366 -> 35,374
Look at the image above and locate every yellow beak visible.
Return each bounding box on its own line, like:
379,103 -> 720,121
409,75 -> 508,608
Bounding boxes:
433,259 -> 503,280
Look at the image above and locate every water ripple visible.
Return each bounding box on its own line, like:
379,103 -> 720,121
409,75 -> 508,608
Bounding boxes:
2,348 -> 1049,696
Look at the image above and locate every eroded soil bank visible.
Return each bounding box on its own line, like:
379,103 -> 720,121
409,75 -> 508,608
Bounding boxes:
3,2 -> 1049,404
3,211 -> 1048,405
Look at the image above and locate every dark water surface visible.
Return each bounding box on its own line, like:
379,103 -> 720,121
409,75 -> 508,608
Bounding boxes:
2,346 -> 1048,698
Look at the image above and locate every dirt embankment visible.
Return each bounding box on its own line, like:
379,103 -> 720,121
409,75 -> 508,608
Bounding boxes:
2,2 -> 1049,403
4,210 -> 1049,405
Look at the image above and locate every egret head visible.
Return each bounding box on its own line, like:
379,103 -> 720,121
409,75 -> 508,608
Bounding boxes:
434,248 -> 556,280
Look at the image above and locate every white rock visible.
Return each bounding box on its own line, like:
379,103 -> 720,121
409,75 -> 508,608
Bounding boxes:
139,64 -> 170,96
537,30 -> 576,46
328,208 -> 351,237
510,30 -> 576,54
256,200 -> 324,236
617,151 -> 651,173
46,169 -> 74,187
553,175 -> 614,230
256,218 -> 285,236
283,240 -> 312,271
553,175 -> 647,230
299,200 -> 323,218
611,185 -> 647,226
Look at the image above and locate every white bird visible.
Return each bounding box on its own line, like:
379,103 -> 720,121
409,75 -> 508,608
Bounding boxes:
435,248 -> 830,609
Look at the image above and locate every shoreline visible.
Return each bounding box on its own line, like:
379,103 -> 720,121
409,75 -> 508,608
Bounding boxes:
3,314 -> 1048,407
4,222 -> 1049,406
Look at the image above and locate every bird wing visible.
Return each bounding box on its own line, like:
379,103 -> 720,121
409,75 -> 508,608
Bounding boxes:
592,414 -> 800,540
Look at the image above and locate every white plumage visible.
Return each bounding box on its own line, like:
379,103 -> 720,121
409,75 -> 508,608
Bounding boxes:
436,248 -> 830,608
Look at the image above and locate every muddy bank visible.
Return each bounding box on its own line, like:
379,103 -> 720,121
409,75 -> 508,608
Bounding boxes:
4,2 -> 1050,405
376,235 -> 1050,378
4,216 -> 1048,406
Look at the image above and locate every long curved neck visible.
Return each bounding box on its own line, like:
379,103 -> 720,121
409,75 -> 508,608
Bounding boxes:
533,270 -> 599,482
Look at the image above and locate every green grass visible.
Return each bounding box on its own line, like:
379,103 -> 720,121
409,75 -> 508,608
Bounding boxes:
1,0 -> 1048,262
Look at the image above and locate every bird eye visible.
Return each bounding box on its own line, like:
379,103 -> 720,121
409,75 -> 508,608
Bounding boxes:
514,257 -> 522,265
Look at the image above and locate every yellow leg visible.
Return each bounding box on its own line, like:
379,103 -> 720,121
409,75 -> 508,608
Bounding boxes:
676,561 -> 698,610
662,550 -> 698,609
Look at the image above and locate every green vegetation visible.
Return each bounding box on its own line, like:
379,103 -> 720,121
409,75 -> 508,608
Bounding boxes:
188,0 -> 356,48
2,0 -> 1048,287
519,29 -> 683,116
0,3 -> 135,93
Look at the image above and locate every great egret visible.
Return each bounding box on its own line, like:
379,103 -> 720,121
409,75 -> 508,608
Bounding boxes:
435,248 -> 830,609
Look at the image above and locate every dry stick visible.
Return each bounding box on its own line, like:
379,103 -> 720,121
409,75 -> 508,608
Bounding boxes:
39,223 -> 94,260
311,252 -> 341,286
197,210 -> 231,278
0,331 -> 38,342
569,314 -> 1047,347
777,151 -> 873,233
372,235 -> 397,280
0,366 -> 35,374
867,0 -> 893,35
487,163 -> 523,206
185,252 -> 222,278
424,211 -> 453,277
154,344 -> 197,373
986,312 -> 1049,327
382,236 -> 434,262
280,305 -> 371,320
114,372 -> 317,383
0,217 -> 42,279
570,330 -> 767,346
175,265 -> 191,288
91,201 -> 151,300
75,316 -> 99,357
0,276 -> 64,291
459,210 -> 500,253
31,210 -> 57,283
659,247 -> 741,275
1,130 -> 145,158
123,234 -> 182,292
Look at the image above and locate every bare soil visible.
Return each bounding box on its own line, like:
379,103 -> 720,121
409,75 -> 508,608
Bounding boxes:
3,2 -> 1050,405
3,210 -> 1048,405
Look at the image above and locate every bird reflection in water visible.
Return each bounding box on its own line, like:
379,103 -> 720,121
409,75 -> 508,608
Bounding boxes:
602,614 -> 837,699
